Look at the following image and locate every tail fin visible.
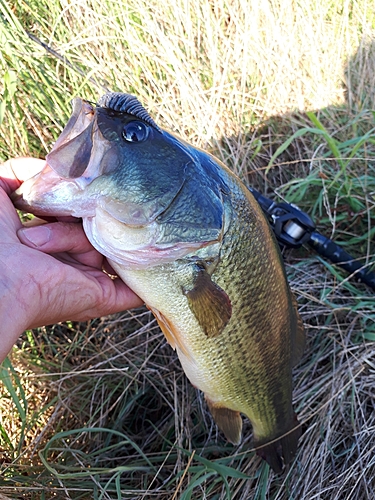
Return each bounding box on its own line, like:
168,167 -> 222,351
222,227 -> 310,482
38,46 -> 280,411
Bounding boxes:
255,414 -> 301,473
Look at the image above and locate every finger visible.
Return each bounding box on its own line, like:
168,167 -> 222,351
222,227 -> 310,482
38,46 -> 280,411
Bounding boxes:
17,221 -> 104,268
0,187 -> 24,238
0,157 -> 46,194
90,274 -> 144,316
18,221 -> 90,252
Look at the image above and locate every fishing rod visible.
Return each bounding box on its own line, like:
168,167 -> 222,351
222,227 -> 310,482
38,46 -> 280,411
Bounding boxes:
249,187 -> 375,292
26,32 -> 110,93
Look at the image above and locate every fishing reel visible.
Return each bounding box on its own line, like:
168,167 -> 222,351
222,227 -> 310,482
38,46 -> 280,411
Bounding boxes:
249,186 -> 375,292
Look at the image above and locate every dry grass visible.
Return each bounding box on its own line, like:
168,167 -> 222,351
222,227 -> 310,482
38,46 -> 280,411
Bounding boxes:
1,0 -> 375,498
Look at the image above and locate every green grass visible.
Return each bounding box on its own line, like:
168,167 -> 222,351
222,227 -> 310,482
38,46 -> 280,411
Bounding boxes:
1,0 -> 375,498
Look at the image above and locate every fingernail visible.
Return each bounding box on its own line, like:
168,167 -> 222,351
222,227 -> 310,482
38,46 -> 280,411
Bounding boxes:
19,226 -> 51,247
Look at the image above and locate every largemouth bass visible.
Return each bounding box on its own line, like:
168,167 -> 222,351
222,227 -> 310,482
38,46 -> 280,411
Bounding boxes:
13,92 -> 305,472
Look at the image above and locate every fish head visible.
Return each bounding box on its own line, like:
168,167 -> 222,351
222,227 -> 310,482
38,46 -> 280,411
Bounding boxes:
13,93 -> 227,268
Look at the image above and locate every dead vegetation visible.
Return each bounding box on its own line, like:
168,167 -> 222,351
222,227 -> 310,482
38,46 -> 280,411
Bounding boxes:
1,0 -> 375,498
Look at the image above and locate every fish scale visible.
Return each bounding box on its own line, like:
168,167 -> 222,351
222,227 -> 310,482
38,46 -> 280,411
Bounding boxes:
12,92 -> 305,473
205,180 -> 293,433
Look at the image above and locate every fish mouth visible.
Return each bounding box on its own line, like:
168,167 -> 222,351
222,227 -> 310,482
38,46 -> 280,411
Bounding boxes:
13,95 -> 187,226
12,98 -> 119,218
46,98 -> 96,179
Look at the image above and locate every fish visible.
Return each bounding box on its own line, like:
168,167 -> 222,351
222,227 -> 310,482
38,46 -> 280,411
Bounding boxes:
12,92 -> 305,472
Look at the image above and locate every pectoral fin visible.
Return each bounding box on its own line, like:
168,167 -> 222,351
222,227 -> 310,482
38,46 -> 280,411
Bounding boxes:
183,264 -> 232,338
206,397 -> 242,445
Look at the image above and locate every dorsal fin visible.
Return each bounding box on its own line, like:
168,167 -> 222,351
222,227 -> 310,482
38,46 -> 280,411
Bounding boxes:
97,92 -> 161,131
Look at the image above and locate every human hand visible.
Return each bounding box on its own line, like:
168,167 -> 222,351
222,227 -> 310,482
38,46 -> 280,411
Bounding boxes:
0,157 -> 143,362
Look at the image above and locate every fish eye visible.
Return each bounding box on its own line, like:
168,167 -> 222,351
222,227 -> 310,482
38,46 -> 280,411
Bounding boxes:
122,121 -> 149,142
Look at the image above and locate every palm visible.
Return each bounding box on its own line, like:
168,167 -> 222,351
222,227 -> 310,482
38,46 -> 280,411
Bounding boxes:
0,158 -> 142,359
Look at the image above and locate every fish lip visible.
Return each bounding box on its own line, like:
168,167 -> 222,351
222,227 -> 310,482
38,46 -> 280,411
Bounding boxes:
11,163 -> 97,218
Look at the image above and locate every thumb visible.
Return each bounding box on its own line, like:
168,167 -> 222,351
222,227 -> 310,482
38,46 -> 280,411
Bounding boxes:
1,158 -> 46,194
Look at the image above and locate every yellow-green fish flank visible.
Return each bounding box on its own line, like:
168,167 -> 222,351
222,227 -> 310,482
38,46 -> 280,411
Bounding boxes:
13,92 -> 305,472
